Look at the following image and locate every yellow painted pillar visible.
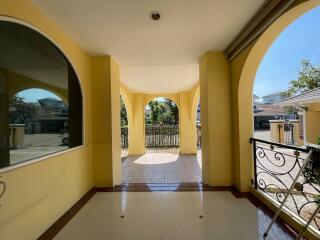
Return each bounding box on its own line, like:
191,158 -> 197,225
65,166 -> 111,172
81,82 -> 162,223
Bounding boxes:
305,110 -> 320,144
269,120 -> 285,143
91,56 -> 121,187
179,92 -> 197,154
199,52 -> 233,187
128,93 -> 145,155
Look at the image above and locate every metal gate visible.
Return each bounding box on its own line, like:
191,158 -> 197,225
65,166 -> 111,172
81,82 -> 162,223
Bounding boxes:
284,123 -> 294,145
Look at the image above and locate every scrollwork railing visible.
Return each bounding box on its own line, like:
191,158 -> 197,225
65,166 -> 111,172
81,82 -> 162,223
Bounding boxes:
0,176 -> 7,207
251,138 -> 320,232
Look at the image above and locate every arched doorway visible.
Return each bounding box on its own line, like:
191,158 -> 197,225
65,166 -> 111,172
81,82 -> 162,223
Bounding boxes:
236,1 -> 320,231
121,96 -> 202,184
120,95 -> 129,159
234,0 -> 320,192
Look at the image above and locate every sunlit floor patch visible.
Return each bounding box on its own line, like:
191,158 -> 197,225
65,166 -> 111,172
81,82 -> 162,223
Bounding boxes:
122,151 -> 202,183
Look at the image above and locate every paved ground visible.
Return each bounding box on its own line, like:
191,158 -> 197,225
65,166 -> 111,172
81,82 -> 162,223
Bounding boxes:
254,130 -> 271,141
122,149 -> 202,183
10,133 -> 67,165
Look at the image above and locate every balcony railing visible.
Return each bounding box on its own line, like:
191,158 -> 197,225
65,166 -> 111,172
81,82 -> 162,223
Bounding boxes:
250,138 -> 320,233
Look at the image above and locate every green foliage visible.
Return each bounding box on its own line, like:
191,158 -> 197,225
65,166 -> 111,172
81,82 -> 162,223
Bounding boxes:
120,96 -> 128,126
282,60 -> 320,114
317,136 -> 320,145
145,98 -> 179,125
9,95 -> 36,123
282,60 -> 320,98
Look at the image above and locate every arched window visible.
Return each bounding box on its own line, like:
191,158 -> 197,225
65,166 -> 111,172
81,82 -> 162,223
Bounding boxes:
0,21 -> 83,168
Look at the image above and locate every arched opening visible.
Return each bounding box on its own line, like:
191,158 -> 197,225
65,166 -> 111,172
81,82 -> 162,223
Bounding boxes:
121,96 -> 202,184
237,1 -> 320,231
120,95 -> 129,159
196,99 -> 202,168
0,21 -> 83,168
145,97 -> 179,151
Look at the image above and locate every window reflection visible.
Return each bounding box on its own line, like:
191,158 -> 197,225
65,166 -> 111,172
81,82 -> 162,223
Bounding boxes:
0,21 -> 82,168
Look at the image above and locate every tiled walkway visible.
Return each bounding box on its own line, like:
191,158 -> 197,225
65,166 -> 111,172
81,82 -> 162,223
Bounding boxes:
53,191 -> 297,240
122,151 -> 202,183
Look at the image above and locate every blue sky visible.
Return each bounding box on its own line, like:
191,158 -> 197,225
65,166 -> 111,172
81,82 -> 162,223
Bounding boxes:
253,6 -> 320,98
18,88 -> 61,102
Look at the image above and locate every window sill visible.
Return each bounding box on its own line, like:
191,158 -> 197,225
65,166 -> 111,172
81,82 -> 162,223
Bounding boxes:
0,144 -> 87,174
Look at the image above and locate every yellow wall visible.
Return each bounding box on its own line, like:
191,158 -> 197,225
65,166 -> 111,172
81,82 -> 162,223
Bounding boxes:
199,52 -> 233,186
91,56 -> 121,187
0,1 -> 93,239
305,109 -> 320,144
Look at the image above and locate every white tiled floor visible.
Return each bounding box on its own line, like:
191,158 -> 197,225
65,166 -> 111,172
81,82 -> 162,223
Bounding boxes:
54,191 -> 265,240
122,152 -> 202,183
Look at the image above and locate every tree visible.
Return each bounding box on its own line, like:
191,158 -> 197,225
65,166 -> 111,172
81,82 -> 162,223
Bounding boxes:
9,95 -> 36,123
120,96 -> 128,126
282,60 -> 320,98
145,98 -> 179,125
282,60 -> 320,115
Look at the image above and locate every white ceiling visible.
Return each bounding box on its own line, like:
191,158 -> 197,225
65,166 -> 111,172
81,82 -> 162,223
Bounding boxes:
33,0 -> 265,93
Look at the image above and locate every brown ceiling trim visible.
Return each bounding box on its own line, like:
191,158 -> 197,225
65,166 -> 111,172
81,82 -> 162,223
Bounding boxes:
225,0 -> 297,61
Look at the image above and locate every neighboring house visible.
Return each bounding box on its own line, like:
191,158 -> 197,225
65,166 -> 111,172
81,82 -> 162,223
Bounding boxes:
279,87 -> 320,144
253,94 -> 260,110
261,91 -> 284,104
29,98 -> 68,133
253,103 -> 293,129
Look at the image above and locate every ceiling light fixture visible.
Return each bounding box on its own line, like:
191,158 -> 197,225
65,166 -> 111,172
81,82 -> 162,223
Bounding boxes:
150,11 -> 161,21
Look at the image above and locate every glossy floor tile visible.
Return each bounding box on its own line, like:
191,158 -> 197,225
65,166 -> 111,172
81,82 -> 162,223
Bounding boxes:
53,191 -> 297,240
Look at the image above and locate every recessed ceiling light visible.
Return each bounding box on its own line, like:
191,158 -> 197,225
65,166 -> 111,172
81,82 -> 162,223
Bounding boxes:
150,11 -> 161,21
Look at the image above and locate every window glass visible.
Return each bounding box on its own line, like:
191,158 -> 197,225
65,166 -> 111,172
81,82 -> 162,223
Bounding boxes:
0,21 -> 83,169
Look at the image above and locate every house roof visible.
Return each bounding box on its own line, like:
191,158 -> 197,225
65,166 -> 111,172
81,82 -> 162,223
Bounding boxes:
278,87 -> 320,106
253,103 -> 288,117
261,91 -> 283,98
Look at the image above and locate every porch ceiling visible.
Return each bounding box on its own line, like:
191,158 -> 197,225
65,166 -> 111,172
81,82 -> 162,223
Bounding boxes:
32,0 -> 265,93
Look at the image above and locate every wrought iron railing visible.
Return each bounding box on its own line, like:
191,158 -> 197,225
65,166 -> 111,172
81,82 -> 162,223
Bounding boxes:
250,138 -> 320,232
0,176 -> 6,207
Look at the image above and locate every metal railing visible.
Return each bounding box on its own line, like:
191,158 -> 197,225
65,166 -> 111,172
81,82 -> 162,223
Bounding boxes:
250,138 -> 320,233
145,125 -> 179,148
121,124 -> 201,149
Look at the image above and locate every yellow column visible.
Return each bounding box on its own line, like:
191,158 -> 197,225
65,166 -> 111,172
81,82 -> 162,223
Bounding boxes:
199,52 -> 233,187
128,93 -> 145,155
305,110 -> 320,144
179,92 -> 197,154
91,56 -> 121,187
269,120 -> 285,143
